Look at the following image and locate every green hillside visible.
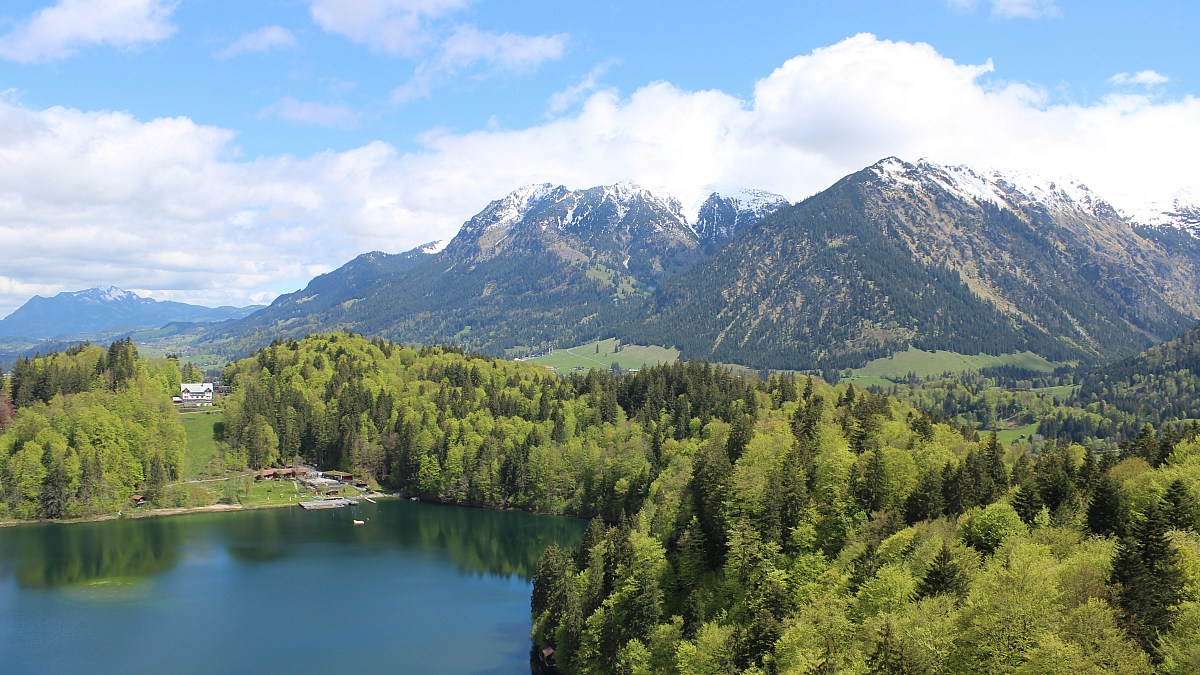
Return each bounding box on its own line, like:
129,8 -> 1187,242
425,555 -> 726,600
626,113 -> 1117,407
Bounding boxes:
529,338 -> 678,372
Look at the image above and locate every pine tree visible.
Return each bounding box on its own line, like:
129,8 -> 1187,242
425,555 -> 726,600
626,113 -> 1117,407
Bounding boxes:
1163,478 -> 1196,531
1012,481 -> 1044,526
904,467 -> 944,524
1087,474 -> 1124,537
867,619 -> 911,674
1111,498 -> 1186,658
916,541 -> 967,600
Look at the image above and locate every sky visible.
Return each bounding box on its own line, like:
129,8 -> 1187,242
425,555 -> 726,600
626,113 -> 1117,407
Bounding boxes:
0,0 -> 1198,317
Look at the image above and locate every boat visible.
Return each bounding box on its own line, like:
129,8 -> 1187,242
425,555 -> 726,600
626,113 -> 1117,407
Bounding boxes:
353,519 -> 365,525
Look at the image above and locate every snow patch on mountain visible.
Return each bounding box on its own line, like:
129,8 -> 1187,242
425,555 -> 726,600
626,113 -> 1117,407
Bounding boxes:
872,157 -> 1122,223
1120,189 -> 1200,237
72,286 -> 140,303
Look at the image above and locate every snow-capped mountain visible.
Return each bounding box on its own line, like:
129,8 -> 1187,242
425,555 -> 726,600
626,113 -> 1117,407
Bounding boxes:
0,286 -> 261,339
203,159 -> 1200,370
445,181 -> 786,265
633,156 -> 1200,369
437,181 -> 787,295
203,181 -> 788,357
1121,189 -> 1200,238
694,189 -> 790,250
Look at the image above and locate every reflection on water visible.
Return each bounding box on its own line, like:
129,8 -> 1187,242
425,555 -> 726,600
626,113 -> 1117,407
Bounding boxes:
11,518 -> 181,589
4,499 -> 581,589
0,499 -> 583,674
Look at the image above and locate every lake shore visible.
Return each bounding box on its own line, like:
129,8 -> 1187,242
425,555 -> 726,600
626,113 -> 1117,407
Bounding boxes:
0,491 -> 398,528
0,501 -> 273,528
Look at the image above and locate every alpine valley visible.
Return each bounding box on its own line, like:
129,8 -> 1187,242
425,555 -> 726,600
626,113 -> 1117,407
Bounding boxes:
196,157 -> 1200,373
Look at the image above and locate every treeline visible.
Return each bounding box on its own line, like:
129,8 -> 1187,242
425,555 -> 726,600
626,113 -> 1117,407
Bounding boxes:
531,372 -> 1200,673
219,333 -> 753,519
0,341 -> 187,519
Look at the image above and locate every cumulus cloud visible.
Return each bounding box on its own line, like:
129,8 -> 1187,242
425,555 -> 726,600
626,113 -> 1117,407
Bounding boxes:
260,98 -> 361,128
3,33 -> 1200,316
1110,70 -> 1170,87
216,25 -> 297,59
0,0 -> 177,63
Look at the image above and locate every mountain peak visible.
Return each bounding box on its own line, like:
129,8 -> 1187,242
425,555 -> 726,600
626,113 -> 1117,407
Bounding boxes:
867,156 -> 1119,222
0,287 -> 259,339
72,285 -> 140,303
1121,188 -> 1200,237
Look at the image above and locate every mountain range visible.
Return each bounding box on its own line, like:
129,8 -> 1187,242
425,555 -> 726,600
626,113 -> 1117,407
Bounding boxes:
0,286 -> 261,340
18,157 -> 1200,373
197,157 -> 1200,371
201,183 -> 790,358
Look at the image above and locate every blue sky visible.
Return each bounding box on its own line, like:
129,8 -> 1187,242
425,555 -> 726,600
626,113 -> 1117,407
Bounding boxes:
0,0 -> 1198,316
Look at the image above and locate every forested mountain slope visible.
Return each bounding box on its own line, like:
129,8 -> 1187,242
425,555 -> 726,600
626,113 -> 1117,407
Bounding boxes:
0,340 -> 186,518
203,158 -> 1200,372
1074,323 -> 1200,427
202,184 -> 786,358
631,158 -> 1200,370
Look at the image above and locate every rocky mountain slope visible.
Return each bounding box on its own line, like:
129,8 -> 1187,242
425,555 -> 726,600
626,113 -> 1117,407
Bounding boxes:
203,158 -> 1200,370
202,184 -> 786,356
629,158 -> 1200,370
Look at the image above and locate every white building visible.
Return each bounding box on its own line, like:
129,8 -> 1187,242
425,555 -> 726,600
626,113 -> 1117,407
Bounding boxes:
178,382 -> 214,406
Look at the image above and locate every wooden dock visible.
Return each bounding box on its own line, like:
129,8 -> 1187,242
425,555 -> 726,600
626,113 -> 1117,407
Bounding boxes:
299,497 -> 358,510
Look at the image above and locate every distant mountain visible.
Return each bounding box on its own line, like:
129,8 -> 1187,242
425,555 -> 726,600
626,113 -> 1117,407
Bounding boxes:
202,183 -> 787,356
628,158 -> 1200,370
0,286 -> 262,339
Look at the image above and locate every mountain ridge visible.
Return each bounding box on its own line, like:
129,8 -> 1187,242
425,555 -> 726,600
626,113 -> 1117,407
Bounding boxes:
200,159 -> 1200,370
0,286 -> 262,340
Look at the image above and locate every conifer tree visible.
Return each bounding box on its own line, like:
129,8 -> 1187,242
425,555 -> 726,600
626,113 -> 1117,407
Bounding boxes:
1087,474 -> 1124,537
1163,478 -> 1196,531
916,541 -> 967,600
1012,481 -> 1044,526
866,619 -> 911,675
1111,498 -> 1186,657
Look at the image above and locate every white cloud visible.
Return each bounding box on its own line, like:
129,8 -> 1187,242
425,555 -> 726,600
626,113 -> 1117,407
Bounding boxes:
992,0 -> 1060,18
3,33 -> 1200,316
310,1 -> 566,100
1110,70 -> 1170,87
943,0 -> 1060,19
393,26 -> 567,101
0,0 -> 177,63
547,59 -> 619,116
439,25 -> 566,72
216,25 -> 297,59
260,98 -> 361,129
308,0 -> 470,57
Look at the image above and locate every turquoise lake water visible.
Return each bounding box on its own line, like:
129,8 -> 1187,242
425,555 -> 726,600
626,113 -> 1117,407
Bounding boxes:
0,499 -> 583,674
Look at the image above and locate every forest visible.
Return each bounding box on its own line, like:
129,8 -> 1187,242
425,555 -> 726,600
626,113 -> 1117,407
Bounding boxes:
0,339 -> 186,519
2,331 -> 1200,673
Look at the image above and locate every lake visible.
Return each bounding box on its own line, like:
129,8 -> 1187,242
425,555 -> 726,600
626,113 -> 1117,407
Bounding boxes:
0,499 -> 584,674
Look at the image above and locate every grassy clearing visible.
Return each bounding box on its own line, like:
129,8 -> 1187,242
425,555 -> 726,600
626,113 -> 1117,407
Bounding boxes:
530,338 -> 679,372
997,423 -> 1041,445
846,347 -> 1066,383
179,410 -> 224,479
